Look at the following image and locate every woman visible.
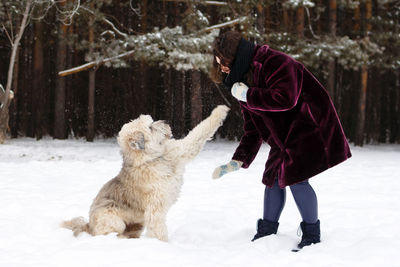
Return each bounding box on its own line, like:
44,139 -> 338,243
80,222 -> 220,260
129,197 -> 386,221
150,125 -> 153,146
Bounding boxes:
211,31 -> 351,251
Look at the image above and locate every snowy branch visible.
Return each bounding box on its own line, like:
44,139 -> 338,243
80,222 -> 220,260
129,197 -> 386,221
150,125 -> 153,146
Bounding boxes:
199,17 -> 247,33
58,50 -> 135,76
59,15 -> 247,76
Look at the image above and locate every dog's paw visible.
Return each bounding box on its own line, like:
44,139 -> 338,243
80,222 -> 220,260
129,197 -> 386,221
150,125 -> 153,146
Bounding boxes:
211,105 -> 230,120
146,229 -> 169,242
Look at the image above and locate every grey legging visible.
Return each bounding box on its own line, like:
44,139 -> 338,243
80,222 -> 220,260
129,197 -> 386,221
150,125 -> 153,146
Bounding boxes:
263,179 -> 318,224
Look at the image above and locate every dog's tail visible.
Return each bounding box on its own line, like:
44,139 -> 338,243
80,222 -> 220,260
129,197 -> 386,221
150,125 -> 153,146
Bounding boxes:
61,217 -> 90,236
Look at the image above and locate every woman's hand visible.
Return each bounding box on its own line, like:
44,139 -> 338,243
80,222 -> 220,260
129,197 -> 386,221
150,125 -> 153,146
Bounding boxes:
231,82 -> 248,102
212,160 -> 243,179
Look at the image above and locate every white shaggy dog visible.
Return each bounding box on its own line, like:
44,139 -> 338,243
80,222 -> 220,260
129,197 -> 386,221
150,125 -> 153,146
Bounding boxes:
62,105 -> 229,241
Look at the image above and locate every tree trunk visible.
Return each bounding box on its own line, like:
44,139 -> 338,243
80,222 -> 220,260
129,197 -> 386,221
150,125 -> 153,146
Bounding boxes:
365,0 -> 372,33
181,71 -> 186,134
9,46 -> 20,138
354,0 -> 372,146
54,1 -> 68,139
87,70 -> 96,141
142,0 -> 148,33
33,18 -> 44,140
282,6 -> 289,31
327,0 -> 336,100
136,0 -> 148,116
87,7 -> 95,142
172,71 -> 185,137
264,4 -> 271,32
190,70 -> 202,128
296,6 -> 305,38
256,4 -> 265,35
353,3 -> 360,34
0,0 -> 32,144
316,0 -> 322,34
355,65 -> 368,146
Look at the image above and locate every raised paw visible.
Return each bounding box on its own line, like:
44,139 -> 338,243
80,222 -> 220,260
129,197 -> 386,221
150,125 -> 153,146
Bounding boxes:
211,105 -> 230,121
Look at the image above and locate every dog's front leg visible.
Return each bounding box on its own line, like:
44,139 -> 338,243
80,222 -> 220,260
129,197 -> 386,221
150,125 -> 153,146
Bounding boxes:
144,207 -> 168,242
171,105 -> 229,162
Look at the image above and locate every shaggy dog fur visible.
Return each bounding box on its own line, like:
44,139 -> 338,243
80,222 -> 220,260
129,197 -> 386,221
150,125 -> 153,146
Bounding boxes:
62,105 -> 229,241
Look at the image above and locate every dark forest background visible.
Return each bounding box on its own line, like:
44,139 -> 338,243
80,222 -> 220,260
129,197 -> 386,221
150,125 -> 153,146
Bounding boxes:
1,0 -> 399,146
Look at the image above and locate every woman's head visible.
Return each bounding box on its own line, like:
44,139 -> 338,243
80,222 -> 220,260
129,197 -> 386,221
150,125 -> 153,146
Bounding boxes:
210,31 -> 242,83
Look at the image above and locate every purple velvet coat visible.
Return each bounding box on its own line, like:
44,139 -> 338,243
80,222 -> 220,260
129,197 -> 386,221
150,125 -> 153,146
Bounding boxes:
231,45 -> 352,188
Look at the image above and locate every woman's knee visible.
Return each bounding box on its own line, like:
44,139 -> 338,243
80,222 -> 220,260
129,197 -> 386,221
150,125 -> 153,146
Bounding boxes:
290,180 -> 311,192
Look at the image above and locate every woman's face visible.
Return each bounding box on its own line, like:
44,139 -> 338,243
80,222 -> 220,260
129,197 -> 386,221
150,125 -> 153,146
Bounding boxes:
215,56 -> 231,74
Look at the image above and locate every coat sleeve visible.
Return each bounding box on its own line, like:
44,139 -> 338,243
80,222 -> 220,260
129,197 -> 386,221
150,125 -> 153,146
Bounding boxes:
246,56 -> 304,112
232,107 -> 263,168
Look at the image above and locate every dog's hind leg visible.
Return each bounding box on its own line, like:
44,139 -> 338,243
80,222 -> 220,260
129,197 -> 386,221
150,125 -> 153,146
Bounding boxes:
89,208 -> 126,236
120,222 -> 144,238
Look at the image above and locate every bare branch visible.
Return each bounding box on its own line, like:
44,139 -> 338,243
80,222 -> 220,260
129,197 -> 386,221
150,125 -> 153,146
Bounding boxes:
30,0 -> 57,21
7,11 -> 14,41
55,0 -> 81,25
58,50 -> 135,76
80,6 -> 128,38
305,7 -> 319,39
130,0 -> 142,17
1,23 -> 13,45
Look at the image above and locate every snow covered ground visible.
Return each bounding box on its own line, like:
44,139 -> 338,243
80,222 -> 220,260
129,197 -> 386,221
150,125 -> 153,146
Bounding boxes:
0,137 -> 399,267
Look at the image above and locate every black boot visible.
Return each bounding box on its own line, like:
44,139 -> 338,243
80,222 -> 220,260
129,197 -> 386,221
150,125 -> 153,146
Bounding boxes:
251,219 -> 279,241
294,220 -> 321,251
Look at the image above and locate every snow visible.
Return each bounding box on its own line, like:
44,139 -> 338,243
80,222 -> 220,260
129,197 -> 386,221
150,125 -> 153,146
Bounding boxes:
1,138 -> 400,267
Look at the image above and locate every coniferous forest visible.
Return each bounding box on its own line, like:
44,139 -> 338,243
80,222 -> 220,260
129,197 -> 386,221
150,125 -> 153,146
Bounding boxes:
0,0 -> 399,146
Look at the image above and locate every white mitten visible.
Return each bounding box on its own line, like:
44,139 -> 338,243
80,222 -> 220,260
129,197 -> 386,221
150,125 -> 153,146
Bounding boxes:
212,160 -> 243,179
231,82 -> 249,102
